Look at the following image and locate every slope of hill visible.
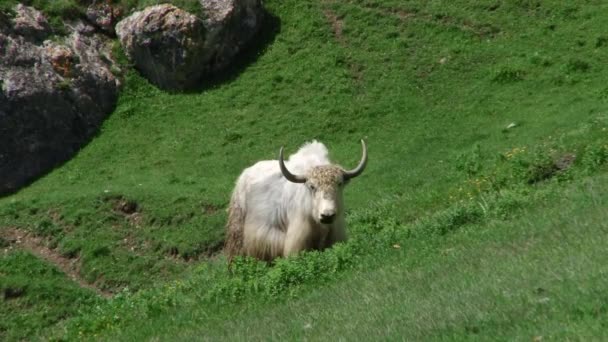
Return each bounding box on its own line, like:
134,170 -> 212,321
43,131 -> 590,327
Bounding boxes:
2,0 -> 608,340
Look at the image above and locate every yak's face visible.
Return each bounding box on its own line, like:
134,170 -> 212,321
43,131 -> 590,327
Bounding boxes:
306,165 -> 347,224
279,140 -> 367,224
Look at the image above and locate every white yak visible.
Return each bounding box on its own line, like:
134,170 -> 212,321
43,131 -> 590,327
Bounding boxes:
225,140 -> 367,265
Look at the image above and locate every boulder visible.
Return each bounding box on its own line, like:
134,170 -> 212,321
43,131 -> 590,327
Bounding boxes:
200,0 -> 264,71
115,4 -> 206,90
11,4 -> 51,41
116,0 -> 264,91
86,2 -> 121,35
0,5 -> 119,195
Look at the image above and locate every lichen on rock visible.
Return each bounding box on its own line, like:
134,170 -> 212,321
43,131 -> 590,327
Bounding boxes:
0,4 -> 120,195
116,0 -> 264,91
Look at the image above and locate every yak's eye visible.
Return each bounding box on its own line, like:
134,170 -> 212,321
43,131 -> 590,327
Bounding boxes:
308,184 -> 316,191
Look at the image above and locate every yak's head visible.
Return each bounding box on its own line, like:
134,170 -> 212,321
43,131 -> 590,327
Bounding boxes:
279,140 -> 368,225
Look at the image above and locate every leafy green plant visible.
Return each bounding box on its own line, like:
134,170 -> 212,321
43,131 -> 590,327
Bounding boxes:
456,143 -> 485,177
491,67 -> 525,83
565,58 -> 591,73
581,143 -> 608,170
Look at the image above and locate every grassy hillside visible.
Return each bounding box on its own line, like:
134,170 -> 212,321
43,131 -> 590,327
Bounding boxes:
2,0 -> 608,340
64,173 -> 608,340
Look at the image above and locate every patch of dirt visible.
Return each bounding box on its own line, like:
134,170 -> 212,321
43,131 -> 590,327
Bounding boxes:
554,153 -> 576,171
440,16 -> 500,39
108,196 -> 143,227
125,211 -> 144,227
322,7 -> 365,84
113,198 -> 138,215
333,0 -> 500,39
348,62 -> 365,83
163,239 -> 225,264
47,208 -> 62,223
202,203 -> 222,215
527,153 -> 577,184
201,240 -> 226,259
120,233 -> 150,256
1,227 -> 112,298
323,9 -> 345,44
4,286 -> 25,300
394,9 -> 416,20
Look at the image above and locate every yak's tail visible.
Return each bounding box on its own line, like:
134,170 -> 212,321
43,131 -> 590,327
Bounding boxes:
224,187 -> 246,271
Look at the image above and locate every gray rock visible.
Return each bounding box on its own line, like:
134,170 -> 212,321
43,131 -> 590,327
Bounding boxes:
0,5 -> 119,195
200,0 -> 264,71
115,4 -> 207,90
11,4 -> 51,41
86,2 -> 120,35
116,0 -> 264,91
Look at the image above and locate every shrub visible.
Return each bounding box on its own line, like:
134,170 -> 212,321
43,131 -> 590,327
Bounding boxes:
457,143 -> 485,177
581,143 -> 608,171
492,67 -> 525,83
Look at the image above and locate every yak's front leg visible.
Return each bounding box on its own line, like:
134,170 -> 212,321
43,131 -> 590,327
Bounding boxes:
324,215 -> 347,248
283,218 -> 314,257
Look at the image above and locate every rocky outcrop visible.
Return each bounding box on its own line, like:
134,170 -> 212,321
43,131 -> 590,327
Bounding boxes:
86,2 -> 121,35
200,0 -> 265,71
0,5 -> 119,195
11,4 -> 51,41
116,0 -> 264,91
115,4 -> 207,90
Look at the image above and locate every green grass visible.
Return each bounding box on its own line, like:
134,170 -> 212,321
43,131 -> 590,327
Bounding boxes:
77,173 -> 608,340
216,179 -> 608,341
1,0 -> 608,340
0,0 -> 209,24
0,251 -> 100,341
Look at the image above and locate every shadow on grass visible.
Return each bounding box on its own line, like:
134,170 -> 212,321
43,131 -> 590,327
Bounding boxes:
0,11 -> 280,198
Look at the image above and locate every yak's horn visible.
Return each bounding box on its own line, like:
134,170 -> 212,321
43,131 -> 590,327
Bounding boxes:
343,140 -> 368,180
279,147 -> 307,183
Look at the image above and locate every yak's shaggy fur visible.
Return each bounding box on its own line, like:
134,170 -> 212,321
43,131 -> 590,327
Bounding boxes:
225,140 -> 366,266
224,201 -> 245,266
